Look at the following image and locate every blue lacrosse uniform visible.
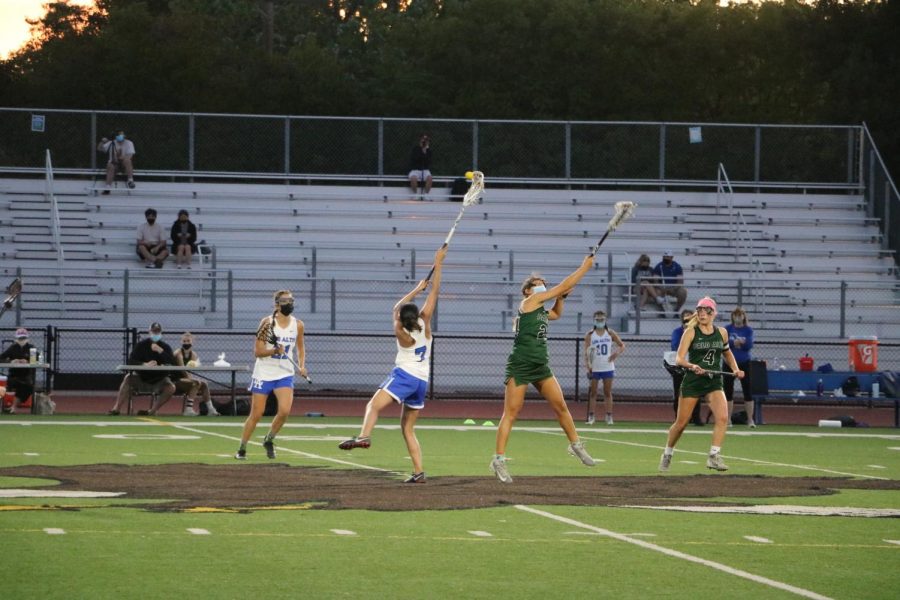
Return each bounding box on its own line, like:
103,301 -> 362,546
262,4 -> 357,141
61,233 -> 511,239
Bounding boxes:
380,319 -> 431,409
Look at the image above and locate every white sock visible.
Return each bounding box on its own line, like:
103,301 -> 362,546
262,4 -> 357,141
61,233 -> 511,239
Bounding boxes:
663,447 -> 674,456
205,400 -> 215,410
710,445 -> 721,455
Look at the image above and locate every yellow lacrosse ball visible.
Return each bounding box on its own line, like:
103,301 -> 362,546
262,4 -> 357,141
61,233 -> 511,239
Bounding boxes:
464,171 -> 474,180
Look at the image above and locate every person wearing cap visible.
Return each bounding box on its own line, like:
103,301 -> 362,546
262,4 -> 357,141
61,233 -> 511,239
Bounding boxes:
659,297 -> 744,473
0,328 -> 37,414
136,208 -> 169,269
170,209 -> 198,270
652,251 -> 687,317
108,322 -> 177,416
408,133 -> 433,195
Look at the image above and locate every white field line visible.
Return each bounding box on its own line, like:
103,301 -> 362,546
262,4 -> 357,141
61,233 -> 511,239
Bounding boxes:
625,505 -> 900,518
156,420 -> 398,475
744,536 -> 774,543
330,529 -> 356,536
468,530 -> 493,537
43,528 -> 66,535
515,505 -> 833,600
2,421 -> 899,441
538,431 -> 891,481
187,528 -> 210,535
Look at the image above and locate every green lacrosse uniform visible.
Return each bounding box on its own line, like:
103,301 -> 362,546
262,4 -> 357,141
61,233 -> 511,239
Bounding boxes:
680,325 -> 727,398
505,307 -> 553,386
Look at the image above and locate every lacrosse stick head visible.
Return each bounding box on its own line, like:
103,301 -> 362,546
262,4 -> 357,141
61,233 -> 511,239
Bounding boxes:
607,201 -> 636,232
461,171 -> 484,207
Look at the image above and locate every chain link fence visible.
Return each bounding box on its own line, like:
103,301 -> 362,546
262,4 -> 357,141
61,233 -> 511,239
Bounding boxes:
0,108 -> 863,186
6,327 -> 897,405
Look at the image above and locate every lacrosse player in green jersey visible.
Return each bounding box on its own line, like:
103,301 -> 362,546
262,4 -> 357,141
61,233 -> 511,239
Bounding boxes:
490,254 -> 597,483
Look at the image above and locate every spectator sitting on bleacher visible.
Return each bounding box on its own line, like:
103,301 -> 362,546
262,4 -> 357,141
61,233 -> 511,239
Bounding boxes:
170,209 -> 198,270
0,328 -> 36,414
631,253 -> 663,312
173,331 -> 219,417
107,322 -> 176,416
97,130 -> 136,193
408,133 -> 433,195
137,208 -> 169,269
652,251 -> 687,317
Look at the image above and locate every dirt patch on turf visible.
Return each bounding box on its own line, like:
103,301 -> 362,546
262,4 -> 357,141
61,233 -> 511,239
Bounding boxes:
1,464 -> 898,512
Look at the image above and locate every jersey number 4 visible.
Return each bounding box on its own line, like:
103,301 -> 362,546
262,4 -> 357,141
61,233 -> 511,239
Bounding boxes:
701,349 -> 716,366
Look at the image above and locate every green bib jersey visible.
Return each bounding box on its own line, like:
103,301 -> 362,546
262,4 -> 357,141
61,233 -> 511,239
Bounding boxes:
505,307 -> 554,386
680,325 -> 727,398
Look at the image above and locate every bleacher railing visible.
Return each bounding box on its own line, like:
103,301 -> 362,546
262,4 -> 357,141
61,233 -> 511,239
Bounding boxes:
861,122 -> 900,266
3,265 -> 897,339
43,149 -> 65,307
0,108 -> 864,190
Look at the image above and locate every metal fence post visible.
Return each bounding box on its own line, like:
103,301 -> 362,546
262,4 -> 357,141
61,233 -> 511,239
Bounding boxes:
574,337 -> 581,402
377,119 -> 384,177
868,149 -> 876,219
472,121 -> 479,170
311,247 -> 317,313
411,248 -> 416,280
122,269 -> 129,329
428,336 -> 435,401
839,281 -> 847,339
90,112 -> 97,171
227,270 -> 233,329
188,114 -> 195,173
564,122 -> 572,180
754,126 -> 761,184
658,123 -> 666,187
847,128 -> 855,185
883,181 -> 891,252
15,266 -> 22,324
210,248 -> 217,313
737,278 -> 743,306
284,116 -> 291,176
509,250 -> 514,281
606,253 -> 613,317
330,278 -> 336,331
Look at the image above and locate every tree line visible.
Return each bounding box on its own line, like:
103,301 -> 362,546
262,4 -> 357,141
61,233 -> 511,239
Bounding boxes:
1,0 -> 898,173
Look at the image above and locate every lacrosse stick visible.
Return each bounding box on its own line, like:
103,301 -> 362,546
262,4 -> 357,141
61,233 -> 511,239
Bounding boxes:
590,201 -> 637,256
425,171 -> 484,281
0,277 -> 22,320
260,310 -> 312,384
663,351 -> 736,378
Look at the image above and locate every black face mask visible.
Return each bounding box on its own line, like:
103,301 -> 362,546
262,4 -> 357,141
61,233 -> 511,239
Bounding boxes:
182,344 -> 192,351
279,304 -> 294,316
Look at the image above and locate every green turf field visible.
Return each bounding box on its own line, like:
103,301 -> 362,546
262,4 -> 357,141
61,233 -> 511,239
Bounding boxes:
1,415 -> 898,599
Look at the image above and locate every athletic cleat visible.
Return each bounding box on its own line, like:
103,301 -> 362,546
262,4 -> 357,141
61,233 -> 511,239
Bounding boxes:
107,409 -> 120,416
234,448 -> 246,460
605,413 -> 614,425
568,441 -> 596,466
658,453 -> 672,472
338,436 -> 371,450
206,405 -> 220,417
404,472 -> 426,483
263,439 -> 276,459
586,413 -> 595,425
490,456 -> 513,483
182,408 -> 199,417
706,453 -> 728,471
748,420 -> 757,429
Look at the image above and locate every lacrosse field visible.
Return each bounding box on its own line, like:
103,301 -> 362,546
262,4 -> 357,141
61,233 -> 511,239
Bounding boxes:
1,415 -> 898,599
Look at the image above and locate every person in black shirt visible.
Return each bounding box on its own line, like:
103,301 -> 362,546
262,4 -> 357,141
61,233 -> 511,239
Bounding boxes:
408,133 -> 433,194
108,322 -> 177,416
0,328 -> 36,414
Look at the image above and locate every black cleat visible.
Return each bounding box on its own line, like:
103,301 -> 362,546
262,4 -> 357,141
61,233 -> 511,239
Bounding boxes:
263,439 -> 276,459
404,472 -> 426,483
234,448 -> 247,460
338,436 -> 371,450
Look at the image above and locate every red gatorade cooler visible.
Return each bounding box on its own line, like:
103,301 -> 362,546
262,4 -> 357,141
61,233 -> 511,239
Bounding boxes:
848,336 -> 878,372
798,355 -> 814,371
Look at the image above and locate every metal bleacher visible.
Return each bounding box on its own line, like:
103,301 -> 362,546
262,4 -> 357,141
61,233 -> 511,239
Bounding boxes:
0,177 -> 897,337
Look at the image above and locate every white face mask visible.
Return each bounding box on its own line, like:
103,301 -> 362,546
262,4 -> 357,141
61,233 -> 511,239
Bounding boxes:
595,320 -> 606,328
531,284 -> 547,294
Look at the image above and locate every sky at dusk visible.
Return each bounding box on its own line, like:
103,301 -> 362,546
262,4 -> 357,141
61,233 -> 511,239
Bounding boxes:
0,0 -> 94,58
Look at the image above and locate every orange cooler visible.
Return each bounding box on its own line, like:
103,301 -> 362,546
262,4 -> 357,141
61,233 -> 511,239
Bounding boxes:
848,336 -> 878,372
